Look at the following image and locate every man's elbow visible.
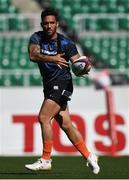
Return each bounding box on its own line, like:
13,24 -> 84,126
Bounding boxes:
29,56 -> 35,62
29,53 -> 37,62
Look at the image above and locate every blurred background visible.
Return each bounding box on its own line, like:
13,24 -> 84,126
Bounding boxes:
0,0 -> 129,157
1,0 -> 129,86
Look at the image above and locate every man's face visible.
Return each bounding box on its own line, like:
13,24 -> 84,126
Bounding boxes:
42,15 -> 58,38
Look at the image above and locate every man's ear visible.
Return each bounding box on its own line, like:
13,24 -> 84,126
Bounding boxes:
57,22 -> 59,27
40,22 -> 43,28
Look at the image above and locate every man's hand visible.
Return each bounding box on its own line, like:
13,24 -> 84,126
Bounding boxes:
29,44 -> 68,67
82,64 -> 92,75
52,53 -> 68,67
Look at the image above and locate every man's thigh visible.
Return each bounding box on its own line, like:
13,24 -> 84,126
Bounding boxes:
39,98 -> 61,119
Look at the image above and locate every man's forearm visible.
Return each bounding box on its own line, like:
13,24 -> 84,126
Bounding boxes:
29,44 -> 68,67
30,52 -> 55,63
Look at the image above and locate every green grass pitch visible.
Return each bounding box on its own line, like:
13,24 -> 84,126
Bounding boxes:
0,156 -> 129,179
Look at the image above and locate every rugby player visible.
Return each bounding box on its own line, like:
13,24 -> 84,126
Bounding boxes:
25,8 -> 100,174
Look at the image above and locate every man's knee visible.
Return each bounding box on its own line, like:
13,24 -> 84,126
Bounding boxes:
61,121 -> 73,132
38,114 -> 50,125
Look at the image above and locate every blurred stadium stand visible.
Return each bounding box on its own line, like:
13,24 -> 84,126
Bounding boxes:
0,0 -> 129,86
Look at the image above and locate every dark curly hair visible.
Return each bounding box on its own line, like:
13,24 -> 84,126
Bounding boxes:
41,8 -> 59,21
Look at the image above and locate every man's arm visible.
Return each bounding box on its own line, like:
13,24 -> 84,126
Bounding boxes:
69,53 -> 80,62
29,44 -> 68,67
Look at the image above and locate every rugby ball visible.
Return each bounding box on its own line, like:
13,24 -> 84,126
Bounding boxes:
72,56 -> 92,76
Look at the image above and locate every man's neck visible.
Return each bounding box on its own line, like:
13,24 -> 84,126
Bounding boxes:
50,33 -> 58,40
44,32 -> 58,40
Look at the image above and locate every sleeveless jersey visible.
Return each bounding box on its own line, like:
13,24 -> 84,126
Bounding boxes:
29,31 -> 78,84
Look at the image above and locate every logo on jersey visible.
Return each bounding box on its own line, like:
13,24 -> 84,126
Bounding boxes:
41,49 -> 57,55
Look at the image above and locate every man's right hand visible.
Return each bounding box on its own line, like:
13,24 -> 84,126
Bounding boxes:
29,44 -> 68,67
52,53 -> 68,68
